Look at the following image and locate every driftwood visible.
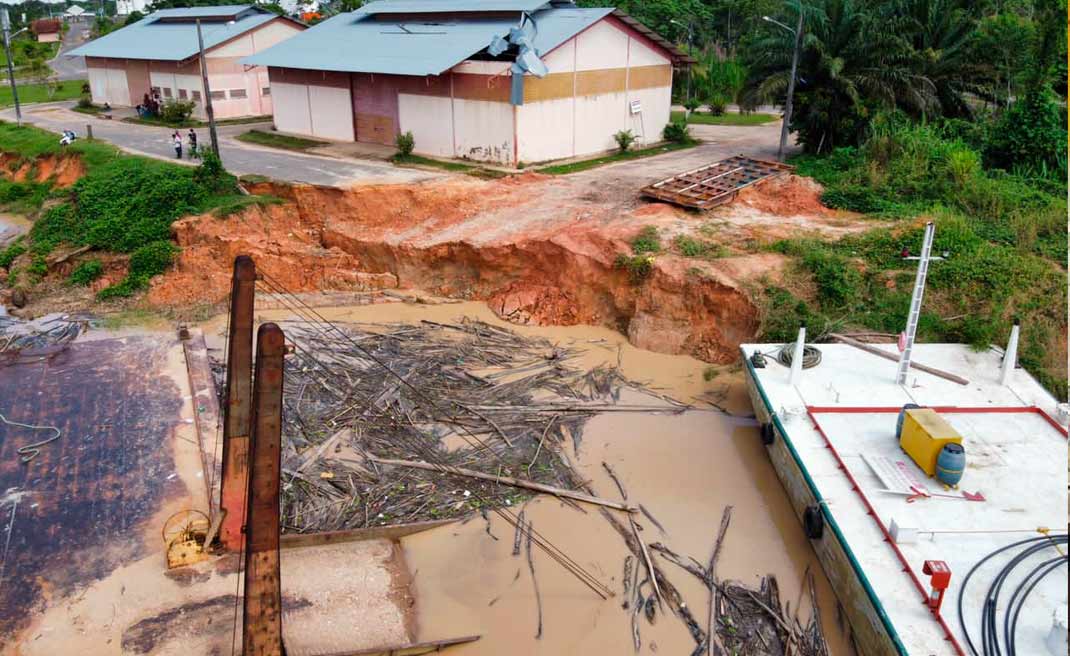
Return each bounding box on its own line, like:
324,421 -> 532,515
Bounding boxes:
525,518 -> 543,640
829,333 -> 969,385
707,506 -> 733,656
369,456 -> 638,512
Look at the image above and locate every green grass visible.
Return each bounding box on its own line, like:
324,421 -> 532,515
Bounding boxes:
0,80 -> 85,108
670,110 -> 777,126
236,129 -> 327,151
72,103 -> 108,115
123,114 -> 272,128
538,140 -> 700,175
392,153 -> 506,178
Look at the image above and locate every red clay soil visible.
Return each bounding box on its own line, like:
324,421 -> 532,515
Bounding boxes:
1,153 -> 86,188
736,175 -> 832,217
151,179 -> 761,364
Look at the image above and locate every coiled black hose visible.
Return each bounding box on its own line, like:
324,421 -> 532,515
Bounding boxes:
776,343 -> 822,369
1005,555 -> 1067,656
957,534 -> 1068,656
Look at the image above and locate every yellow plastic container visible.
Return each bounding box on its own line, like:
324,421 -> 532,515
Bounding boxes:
899,408 -> 963,477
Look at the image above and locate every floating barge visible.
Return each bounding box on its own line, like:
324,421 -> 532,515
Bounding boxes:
740,340 -> 1068,656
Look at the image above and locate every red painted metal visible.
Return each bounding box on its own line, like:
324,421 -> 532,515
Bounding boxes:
806,408 -> 968,656
220,255 -> 256,552
923,560 -> 952,613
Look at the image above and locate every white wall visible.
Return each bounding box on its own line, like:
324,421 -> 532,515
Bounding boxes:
516,95 -> 573,163
270,80 -> 313,135
453,98 -> 513,164
95,67 -> 130,106
307,85 -> 354,141
398,93 -> 453,158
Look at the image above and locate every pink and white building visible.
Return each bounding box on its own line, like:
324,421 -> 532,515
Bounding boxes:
68,6 -> 305,120
243,0 -> 693,165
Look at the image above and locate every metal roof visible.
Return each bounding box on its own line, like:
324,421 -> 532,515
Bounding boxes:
360,0 -> 551,13
66,6 -> 295,62
242,6 -> 623,76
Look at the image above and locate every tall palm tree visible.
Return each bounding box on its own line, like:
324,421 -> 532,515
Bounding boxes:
741,0 -> 935,152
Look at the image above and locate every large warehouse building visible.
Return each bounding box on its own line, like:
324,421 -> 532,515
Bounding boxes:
68,6 -> 305,120
243,0 -> 691,165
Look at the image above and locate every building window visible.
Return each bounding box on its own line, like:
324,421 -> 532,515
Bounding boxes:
209,90 -> 226,101
229,88 -> 247,99
162,87 -> 172,98
178,89 -> 188,100
191,90 -> 202,101
261,86 -> 271,97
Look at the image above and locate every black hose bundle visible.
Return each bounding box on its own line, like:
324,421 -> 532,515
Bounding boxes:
957,533 -> 1068,656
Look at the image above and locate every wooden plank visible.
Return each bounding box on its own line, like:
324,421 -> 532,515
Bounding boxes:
828,333 -> 970,385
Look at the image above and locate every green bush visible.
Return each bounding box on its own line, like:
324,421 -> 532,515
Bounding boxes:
77,94 -> 94,109
800,249 -> 862,308
706,93 -> 728,116
159,99 -> 196,124
193,151 -> 234,194
97,240 -> 178,299
984,86 -> 1066,177
674,235 -> 725,259
662,120 -> 692,144
630,226 -> 661,255
68,259 -> 103,286
396,131 -> 415,156
614,130 -> 637,153
614,254 -> 654,283
0,241 -> 26,269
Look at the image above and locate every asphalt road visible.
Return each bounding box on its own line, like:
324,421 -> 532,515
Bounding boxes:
1,102 -> 436,188
49,22 -> 90,81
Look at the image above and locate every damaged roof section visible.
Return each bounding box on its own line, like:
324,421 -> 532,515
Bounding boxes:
66,5 -> 300,62
241,0 -> 689,77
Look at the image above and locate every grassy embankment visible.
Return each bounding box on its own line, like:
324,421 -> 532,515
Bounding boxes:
752,122 -> 1067,397
0,121 -> 280,300
236,129 -> 326,151
538,140 -> 699,175
0,80 -> 84,107
670,109 -> 778,126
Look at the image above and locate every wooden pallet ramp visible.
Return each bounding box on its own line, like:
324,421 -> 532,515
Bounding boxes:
640,155 -> 794,209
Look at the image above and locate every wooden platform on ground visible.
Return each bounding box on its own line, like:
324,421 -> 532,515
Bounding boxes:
640,155 -> 793,209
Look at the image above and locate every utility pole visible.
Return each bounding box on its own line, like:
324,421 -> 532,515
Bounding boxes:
764,9 -> 804,161
196,18 -> 220,156
1,10 -> 23,127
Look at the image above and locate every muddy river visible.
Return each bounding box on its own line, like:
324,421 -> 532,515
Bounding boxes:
218,299 -> 854,656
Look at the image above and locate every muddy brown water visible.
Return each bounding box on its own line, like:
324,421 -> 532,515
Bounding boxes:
202,299 -> 853,656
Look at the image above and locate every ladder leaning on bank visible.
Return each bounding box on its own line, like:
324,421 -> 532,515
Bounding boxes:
896,221 -> 935,385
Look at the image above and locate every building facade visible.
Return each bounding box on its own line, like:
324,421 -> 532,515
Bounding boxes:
69,6 -> 305,120
245,1 -> 689,165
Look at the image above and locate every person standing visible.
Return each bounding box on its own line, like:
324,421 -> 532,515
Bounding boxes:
173,131 -> 183,159
188,129 -> 198,158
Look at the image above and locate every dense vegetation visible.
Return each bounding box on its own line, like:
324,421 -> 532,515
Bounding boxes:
758,118 -> 1066,397
0,122 -> 261,299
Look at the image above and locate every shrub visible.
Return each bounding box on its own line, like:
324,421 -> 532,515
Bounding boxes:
159,99 -> 196,124
984,85 -> 1065,176
614,254 -> 654,283
706,93 -> 728,116
800,248 -> 862,308
674,235 -> 725,259
68,259 -> 103,286
194,151 -> 234,194
97,240 -> 178,299
683,97 -> 701,113
0,241 -> 26,269
396,131 -> 415,156
77,94 -> 94,109
663,120 -> 692,144
614,130 -> 637,153
630,226 -> 661,255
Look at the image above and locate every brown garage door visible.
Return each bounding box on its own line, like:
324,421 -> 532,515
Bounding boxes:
351,73 -> 398,146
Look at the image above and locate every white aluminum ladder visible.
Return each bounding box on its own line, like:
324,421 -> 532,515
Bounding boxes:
896,222 -> 935,385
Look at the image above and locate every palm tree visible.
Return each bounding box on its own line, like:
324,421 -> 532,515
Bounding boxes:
741,0 -> 935,152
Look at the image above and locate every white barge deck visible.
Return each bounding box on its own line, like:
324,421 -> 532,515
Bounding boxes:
740,341 -> 1068,656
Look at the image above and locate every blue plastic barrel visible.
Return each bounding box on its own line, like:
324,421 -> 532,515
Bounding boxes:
936,443 -> 965,486
896,403 -> 922,440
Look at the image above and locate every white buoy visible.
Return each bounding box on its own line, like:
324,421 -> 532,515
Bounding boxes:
1000,320 -> 1020,386
789,325 -> 806,386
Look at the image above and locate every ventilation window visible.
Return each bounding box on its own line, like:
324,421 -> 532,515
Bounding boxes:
191,90 -> 202,101
162,87 -> 172,98
210,90 -> 226,101
229,88 -> 247,99
261,86 -> 271,96
178,89 -> 188,99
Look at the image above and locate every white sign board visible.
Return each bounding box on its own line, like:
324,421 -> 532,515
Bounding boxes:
629,100 -> 642,115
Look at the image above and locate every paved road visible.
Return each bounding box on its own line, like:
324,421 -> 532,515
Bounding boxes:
50,23 -> 90,81
1,102 -> 436,187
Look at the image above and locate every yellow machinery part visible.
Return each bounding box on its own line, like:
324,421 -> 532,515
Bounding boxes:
900,408 -> 962,477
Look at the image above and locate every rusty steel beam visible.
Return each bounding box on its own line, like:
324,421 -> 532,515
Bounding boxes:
243,322 -> 286,656
220,255 -> 256,552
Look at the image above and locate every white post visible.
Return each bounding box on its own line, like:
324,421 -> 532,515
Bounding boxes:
1000,320 -> 1019,386
789,324 -> 806,385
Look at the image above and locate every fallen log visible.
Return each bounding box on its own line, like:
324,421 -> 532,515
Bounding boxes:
707,506 -> 733,656
828,333 -> 969,385
368,456 -> 638,512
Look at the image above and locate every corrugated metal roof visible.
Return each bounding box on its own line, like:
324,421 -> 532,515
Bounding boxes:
66,6 -> 290,62
241,6 -> 614,76
360,0 -> 550,14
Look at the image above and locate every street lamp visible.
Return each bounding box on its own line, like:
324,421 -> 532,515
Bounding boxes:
763,12 -> 804,161
670,18 -> 693,110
